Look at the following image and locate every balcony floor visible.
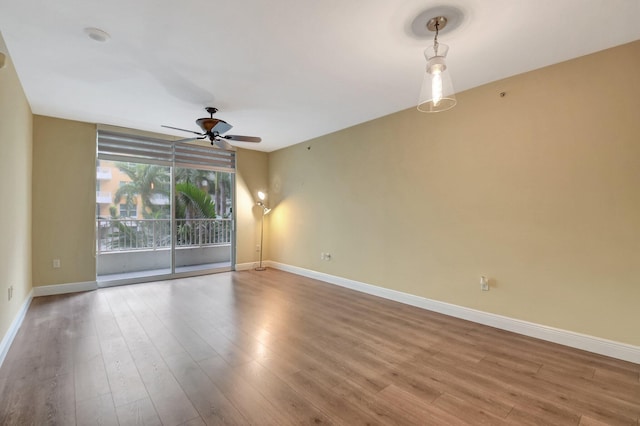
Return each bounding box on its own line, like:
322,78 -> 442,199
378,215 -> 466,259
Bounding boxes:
97,261 -> 232,284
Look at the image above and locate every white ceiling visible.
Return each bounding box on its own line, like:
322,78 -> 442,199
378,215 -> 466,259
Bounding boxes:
1,0 -> 639,152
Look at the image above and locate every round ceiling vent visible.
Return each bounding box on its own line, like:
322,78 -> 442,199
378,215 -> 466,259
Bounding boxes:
84,27 -> 111,43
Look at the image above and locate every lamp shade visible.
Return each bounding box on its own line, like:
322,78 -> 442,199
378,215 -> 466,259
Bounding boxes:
418,43 -> 456,112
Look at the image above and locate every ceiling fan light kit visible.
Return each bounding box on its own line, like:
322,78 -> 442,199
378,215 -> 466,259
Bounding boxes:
417,14 -> 457,113
162,107 -> 261,150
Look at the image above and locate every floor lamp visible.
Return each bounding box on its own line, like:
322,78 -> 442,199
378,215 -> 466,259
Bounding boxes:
256,191 -> 271,271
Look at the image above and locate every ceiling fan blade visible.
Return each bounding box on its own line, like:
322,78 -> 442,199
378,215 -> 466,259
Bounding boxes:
213,138 -> 237,151
223,134 -> 262,143
161,125 -> 205,136
173,136 -> 208,143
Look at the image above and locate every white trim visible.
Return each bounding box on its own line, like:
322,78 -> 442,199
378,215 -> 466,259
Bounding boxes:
267,261 -> 640,364
32,281 -> 97,297
0,289 -> 33,368
235,262 -> 259,271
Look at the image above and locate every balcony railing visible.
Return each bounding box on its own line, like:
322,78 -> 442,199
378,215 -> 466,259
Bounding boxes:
97,218 -> 232,254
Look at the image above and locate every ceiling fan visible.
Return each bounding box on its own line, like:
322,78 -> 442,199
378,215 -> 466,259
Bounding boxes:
162,107 -> 261,150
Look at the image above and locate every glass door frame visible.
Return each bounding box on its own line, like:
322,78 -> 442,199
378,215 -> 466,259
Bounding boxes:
96,159 -> 236,288
170,166 -> 236,280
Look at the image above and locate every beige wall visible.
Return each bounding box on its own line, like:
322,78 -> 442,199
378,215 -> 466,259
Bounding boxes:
4,35 -> 638,350
268,41 -> 640,346
32,116 -> 98,286
236,148 -> 270,265
0,33 -> 33,340
30,118 -> 268,284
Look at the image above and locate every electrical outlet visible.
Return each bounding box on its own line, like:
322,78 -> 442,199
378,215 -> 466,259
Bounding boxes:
480,276 -> 489,291
53,259 -> 61,268
325,253 -> 331,261
256,245 -> 260,252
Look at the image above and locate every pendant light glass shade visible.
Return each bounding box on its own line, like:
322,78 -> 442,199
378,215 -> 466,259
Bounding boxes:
417,43 -> 456,113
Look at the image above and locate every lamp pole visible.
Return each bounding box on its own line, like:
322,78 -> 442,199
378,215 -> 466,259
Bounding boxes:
256,205 -> 266,271
255,191 -> 270,271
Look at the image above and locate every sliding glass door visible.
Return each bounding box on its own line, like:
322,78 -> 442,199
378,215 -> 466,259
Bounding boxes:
96,130 -> 235,286
174,167 -> 234,273
96,159 -> 173,282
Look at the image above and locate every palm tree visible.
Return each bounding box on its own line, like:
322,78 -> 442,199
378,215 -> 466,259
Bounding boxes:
175,168 -> 214,191
175,181 -> 216,219
113,163 -> 170,218
176,168 -> 231,218
175,181 -> 217,246
213,171 -> 232,217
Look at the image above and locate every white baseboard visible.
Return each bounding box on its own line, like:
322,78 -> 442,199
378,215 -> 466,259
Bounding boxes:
32,280 -> 97,297
267,261 -> 640,364
236,262 -> 268,271
235,262 -> 256,271
0,289 -> 33,368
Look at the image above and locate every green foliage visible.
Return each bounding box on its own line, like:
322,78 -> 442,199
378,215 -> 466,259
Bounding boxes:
213,171 -> 232,218
113,163 -> 170,218
101,164 -> 229,251
175,181 -> 216,219
110,163 -> 226,220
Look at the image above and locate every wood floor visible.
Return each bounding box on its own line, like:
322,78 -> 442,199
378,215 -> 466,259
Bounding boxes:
1,269 -> 638,425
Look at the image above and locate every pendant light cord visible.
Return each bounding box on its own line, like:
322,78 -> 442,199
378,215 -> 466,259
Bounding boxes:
434,20 -> 440,56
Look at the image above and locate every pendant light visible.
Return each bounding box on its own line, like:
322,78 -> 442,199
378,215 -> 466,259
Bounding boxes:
417,16 -> 456,113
